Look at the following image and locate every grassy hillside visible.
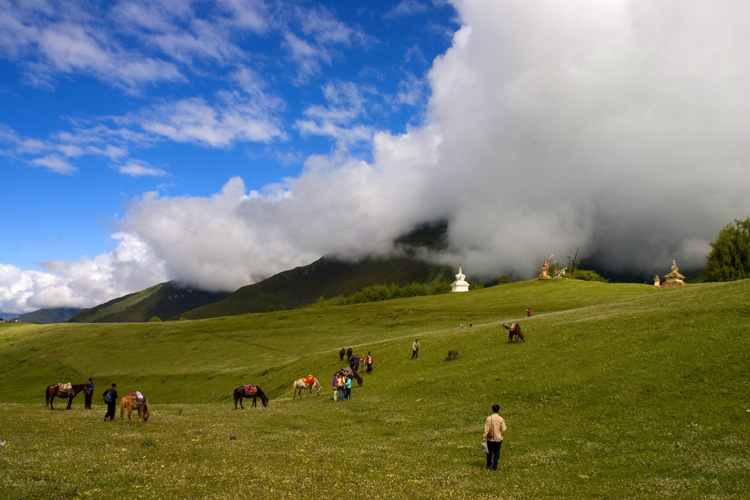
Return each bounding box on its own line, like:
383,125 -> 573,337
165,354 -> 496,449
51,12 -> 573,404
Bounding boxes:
181,255 -> 454,319
0,279 -> 748,499
68,281 -> 230,323
17,306 -> 81,324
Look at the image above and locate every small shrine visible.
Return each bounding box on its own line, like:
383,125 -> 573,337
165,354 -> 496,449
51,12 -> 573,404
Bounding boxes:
451,265 -> 470,292
660,260 -> 686,287
653,275 -> 661,287
537,255 -> 553,280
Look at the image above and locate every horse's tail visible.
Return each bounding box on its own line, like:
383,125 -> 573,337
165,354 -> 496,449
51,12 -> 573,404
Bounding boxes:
142,401 -> 150,423
45,386 -> 50,407
120,396 -> 126,422
233,388 -> 240,407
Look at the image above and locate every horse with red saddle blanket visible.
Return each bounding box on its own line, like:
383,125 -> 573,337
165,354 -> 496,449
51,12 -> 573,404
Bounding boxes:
292,375 -> 321,399
233,384 -> 269,409
45,382 -> 87,410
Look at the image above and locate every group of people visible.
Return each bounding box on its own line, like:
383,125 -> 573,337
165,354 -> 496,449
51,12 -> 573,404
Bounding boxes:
331,370 -> 352,401
339,348 -> 374,374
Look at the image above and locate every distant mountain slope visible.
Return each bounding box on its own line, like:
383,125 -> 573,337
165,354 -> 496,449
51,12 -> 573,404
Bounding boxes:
67,282 -> 231,323
180,255 -> 454,319
18,307 -> 81,324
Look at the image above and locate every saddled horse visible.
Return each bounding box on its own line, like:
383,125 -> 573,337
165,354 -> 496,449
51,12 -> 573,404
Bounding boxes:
503,323 -> 525,343
292,376 -> 321,399
233,385 -> 269,409
341,366 -> 363,386
45,383 -> 87,410
120,392 -> 150,423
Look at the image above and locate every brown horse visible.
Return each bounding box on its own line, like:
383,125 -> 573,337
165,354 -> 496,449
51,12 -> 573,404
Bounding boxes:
341,366 -> 363,386
503,323 -> 525,343
233,385 -> 269,409
45,383 -> 87,410
120,392 -> 150,423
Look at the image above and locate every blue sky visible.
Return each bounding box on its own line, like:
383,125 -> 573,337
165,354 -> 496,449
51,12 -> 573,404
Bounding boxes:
2,0 -> 456,267
1,0 -> 749,313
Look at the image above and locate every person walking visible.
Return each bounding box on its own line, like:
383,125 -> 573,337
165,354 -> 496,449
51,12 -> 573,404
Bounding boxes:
102,383 -> 118,421
411,339 -> 420,359
339,348 -> 346,361
483,404 -> 507,471
84,378 -> 94,409
366,352 -> 373,373
346,347 -> 353,361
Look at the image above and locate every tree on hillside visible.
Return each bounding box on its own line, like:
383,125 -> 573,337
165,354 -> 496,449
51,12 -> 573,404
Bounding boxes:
701,218 -> 750,282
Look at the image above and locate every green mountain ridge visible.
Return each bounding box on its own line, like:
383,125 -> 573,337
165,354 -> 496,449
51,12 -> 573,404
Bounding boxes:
67,282 -> 231,323
180,255 -> 454,319
17,307 -> 81,324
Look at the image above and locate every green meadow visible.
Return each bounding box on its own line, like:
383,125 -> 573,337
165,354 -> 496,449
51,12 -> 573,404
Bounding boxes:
0,279 -> 748,499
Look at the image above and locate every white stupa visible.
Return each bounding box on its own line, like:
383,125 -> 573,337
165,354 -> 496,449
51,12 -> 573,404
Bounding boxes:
451,265 -> 470,293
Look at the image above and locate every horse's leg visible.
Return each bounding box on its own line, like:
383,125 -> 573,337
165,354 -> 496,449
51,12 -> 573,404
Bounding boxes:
66,395 -> 73,410
50,394 -> 55,410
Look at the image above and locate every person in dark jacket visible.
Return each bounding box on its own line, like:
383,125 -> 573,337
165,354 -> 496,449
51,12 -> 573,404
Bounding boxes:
102,383 -> 118,421
84,378 -> 94,409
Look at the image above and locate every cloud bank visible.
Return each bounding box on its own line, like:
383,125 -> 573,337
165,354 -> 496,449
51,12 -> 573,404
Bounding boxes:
3,0 -> 749,312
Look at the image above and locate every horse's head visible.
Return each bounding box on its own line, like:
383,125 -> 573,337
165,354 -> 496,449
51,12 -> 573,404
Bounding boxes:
142,402 -> 151,422
261,394 -> 269,407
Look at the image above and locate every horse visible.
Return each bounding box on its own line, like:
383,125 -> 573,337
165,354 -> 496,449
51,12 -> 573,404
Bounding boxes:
292,376 -> 322,399
341,366 -> 363,386
45,383 -> 87,410
233,385 -> 269,409
120,392 -> 150,423
503,323 -> 525,343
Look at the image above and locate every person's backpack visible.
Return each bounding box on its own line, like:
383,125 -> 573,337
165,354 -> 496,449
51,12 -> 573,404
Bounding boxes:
103,389 -> 113,404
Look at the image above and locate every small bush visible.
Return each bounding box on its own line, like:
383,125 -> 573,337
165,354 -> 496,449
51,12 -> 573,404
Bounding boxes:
568,269 -> 609,283
498,275 -> 512,285
148,316 -> 162,322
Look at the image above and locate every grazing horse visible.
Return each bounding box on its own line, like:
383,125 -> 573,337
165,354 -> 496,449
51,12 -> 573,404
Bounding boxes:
292,376 -> 321,399
503,323 -> 525,343
45,383 -> 87,410
341,366 -> 363,387
233,385 -> 269,409
120,392 -> 150,423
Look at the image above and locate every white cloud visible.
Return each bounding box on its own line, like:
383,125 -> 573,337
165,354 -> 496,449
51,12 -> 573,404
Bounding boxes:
386,0 -> 430,19
118,159 -> 168,177
119,0 -> 750,290
31,154 -> 76,174
0,233 -> 168,313
136,94 -> 285,147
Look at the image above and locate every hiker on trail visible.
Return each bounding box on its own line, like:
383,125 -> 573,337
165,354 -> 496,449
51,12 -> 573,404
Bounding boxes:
339,347 -> 346,361
346,347 -> 353,361
349,355 -> 356,370
102,383 -> 117,421
344,375 -> 352,400
353,354 -> 360,372
482,404 -> 507,471
412,339 -> 420,359
331,373 -> 339,401
526,308 -> 531,317
84,378 -> 94,409
365,352 -> 373,373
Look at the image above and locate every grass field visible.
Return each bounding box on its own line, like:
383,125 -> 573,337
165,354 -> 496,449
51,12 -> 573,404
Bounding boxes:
0,279 -> 748,499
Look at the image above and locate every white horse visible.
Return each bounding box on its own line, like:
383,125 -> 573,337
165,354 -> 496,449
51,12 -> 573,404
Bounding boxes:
292,376 -> 321,399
